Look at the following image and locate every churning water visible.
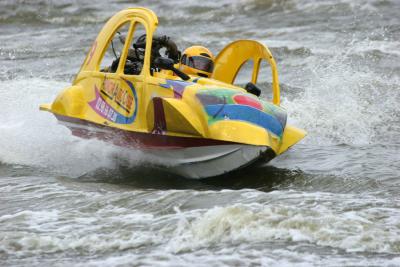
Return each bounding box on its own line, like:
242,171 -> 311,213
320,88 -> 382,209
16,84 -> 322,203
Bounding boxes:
1,0 -> 400,266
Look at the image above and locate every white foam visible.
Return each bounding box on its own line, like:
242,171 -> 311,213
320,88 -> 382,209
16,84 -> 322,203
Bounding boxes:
0,78 -> 142,176
166,193 -> 400,254
1,190 -> 400,265
281,47 -> 400,145
0,207 -> 158,255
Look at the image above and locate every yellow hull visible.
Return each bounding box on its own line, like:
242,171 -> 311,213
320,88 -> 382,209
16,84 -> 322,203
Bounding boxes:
40,7 -> 306,178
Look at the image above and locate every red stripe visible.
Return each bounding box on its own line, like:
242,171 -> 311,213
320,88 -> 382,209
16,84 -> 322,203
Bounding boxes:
55,115 -> 236,149
152,97 -> 167,134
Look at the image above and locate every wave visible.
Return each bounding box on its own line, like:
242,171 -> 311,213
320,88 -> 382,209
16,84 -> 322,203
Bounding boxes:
0,0 -> 108,26
1,189 -> 399,259
167,194 -> 400,254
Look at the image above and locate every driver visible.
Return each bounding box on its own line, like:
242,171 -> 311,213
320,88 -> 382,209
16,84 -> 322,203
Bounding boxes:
179,46 -> 215,78
107,34 -> 180,75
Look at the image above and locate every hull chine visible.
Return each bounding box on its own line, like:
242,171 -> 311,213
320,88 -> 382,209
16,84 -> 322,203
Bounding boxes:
55,115 -> 276,179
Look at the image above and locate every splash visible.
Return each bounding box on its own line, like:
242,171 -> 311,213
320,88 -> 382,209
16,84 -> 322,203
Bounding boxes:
0,78 -> 143,176
281,38 -> 400,145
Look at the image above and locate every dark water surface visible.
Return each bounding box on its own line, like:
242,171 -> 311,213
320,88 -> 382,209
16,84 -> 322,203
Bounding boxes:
1,0 -> 400,266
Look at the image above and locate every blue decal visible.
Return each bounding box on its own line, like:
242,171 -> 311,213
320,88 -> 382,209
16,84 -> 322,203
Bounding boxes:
205,104 -> 284,137
159,79 -> 193,98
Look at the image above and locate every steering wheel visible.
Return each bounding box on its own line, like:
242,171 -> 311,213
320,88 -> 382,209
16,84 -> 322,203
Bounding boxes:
110,56 -> 142,75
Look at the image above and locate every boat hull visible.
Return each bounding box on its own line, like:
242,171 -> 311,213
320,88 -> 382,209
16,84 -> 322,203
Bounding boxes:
56,115 -> 276,179
145,144 -> 275,179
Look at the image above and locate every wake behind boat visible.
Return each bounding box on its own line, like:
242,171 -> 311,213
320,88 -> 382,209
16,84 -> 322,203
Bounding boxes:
40,7 -> 306,178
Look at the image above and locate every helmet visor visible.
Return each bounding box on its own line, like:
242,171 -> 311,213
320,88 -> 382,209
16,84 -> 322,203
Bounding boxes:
188,56 -> 214,73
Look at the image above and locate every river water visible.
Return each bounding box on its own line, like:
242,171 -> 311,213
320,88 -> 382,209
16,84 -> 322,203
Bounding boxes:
1,0 -> 400,266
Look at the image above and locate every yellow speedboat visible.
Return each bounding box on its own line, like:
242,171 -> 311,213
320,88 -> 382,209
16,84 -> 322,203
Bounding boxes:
40,7 -> 306,179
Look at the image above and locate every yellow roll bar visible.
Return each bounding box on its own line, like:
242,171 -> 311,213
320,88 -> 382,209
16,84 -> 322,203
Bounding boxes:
212,40 -> 280,105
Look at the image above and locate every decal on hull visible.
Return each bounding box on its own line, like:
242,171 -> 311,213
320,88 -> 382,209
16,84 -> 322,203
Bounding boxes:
197,89 -> 287,138
159,79 -> 193,98
89,79 -> 138,124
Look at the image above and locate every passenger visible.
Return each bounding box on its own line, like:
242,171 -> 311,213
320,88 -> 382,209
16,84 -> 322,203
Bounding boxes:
179,46 -> 214,78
